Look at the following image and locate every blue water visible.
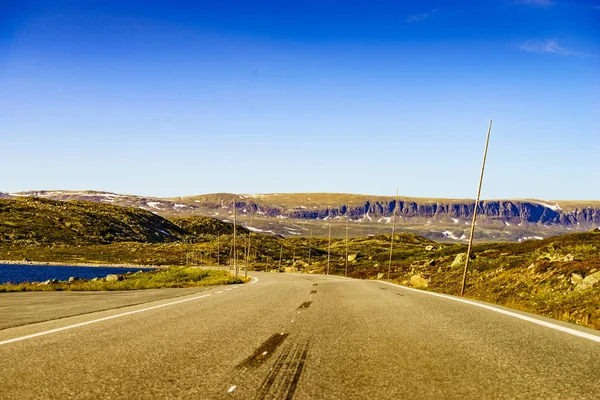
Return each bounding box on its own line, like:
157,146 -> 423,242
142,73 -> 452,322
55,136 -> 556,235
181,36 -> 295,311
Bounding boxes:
0,264 -> 154,284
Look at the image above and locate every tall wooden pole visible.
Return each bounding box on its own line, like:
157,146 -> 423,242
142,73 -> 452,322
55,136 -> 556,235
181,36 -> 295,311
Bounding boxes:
245,219 -> 252,278
387,188 -> 398,280
233,198 -> 238,277
228,240 -> 233,270
461,120 -> 493,297
327,224 -> 331,275
278,244 -> 283,271
307,228 -> 312,268
217,232 -> 220,267
345,215 -> 349,277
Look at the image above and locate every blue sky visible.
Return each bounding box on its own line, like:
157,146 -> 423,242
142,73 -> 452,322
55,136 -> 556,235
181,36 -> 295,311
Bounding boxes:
1,0 -> 598,199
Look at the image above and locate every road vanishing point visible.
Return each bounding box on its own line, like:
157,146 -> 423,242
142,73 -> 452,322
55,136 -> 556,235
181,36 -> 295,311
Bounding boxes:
1,271 -> 599,399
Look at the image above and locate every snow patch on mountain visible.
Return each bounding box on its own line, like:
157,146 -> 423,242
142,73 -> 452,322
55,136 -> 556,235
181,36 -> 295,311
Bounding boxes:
536,201 -> 562,211
442,231 -> 466,241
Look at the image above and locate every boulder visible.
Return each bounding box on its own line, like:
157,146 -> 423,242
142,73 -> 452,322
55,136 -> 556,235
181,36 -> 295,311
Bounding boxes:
574,271 -> 600,291
410,275 -> 429,288
106,274 -> 123,282
68,276 -> 81,283
571,273 -> 583,285
284,267 -> 298,273
538,253 -> 575,262
425,245 -> 434,251
451,253 -> 467,268
376,272 -> 385,280
583,271 -> 600,287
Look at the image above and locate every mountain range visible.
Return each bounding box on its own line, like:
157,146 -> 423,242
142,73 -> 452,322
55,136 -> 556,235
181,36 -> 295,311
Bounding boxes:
2,190 -> 599,242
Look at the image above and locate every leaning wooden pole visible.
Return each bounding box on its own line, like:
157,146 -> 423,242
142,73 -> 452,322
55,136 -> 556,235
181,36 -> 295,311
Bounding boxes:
461,120 -> 493,297
387,188 -> 398,280
233,198 -> 238,277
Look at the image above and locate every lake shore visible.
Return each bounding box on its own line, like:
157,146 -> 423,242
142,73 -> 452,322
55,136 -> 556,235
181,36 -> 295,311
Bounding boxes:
0,259 -> 160,269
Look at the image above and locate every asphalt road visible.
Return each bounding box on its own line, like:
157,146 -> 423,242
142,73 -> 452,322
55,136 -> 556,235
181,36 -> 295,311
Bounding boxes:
1,271 -> 599,399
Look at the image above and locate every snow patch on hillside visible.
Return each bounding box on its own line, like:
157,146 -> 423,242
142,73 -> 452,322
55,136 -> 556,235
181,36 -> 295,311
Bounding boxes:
147,201 -> 164,209
248,226 -> 275,234
518,236 -> 544,242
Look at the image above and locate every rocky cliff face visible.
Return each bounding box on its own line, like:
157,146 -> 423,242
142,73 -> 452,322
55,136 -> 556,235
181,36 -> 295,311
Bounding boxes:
220,199 -> 599,228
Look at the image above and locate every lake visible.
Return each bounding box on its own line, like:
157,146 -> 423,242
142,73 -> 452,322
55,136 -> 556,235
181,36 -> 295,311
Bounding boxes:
0,264 -> 154,284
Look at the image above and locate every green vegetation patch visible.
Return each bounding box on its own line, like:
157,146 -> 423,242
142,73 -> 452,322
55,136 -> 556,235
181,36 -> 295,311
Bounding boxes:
0,267 -> 247,292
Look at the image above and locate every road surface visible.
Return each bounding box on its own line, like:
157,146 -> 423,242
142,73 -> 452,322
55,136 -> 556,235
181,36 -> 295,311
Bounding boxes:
1,271 -> 599,399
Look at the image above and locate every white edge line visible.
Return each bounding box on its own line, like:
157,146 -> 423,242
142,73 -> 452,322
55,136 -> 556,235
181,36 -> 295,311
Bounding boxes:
0,294 -> 213,346
378,281 -> 600,343
249,276 -> 259,284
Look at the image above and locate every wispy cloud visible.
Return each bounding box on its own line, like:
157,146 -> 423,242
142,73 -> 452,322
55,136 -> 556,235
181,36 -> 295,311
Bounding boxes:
406,9 -> 439,23
516,0 -> 555,6
520,39 -> 583,56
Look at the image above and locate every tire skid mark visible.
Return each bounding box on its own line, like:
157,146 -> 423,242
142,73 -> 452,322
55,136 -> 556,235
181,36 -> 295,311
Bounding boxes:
256,341 -> 294,398
256,339 -> 310,400
237,333 -> 289,370
284,341 -> 309,400
310,290 -> 317,294
378,286 -> 405,297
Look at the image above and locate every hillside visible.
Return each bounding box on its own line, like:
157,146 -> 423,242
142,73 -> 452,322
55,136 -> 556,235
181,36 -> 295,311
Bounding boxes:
5,190 -> 600,242
0,197 -> 186,245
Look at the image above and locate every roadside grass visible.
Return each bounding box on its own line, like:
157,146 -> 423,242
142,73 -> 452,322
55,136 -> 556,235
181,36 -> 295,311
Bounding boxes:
0,267 -> 247,292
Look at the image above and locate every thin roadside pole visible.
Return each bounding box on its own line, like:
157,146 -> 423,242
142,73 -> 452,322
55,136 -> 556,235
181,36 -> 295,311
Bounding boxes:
307,228 -> 312,271
387,188 -> 398,280
233,198 -> 237,277
245,219 -> 252,278
461,120 -> 493,297
217,232 -> 220,266
278,244 -> 283,271
327,223 -> 331,275
228,240 -> 233,271
345,214 -> 349,277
